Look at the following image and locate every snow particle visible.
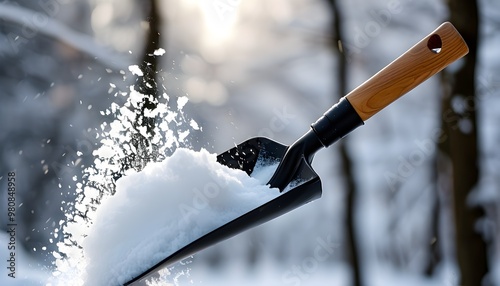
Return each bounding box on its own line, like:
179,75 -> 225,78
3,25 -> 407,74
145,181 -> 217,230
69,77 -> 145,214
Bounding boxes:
189,119 -> 200,131
177,96 -> 189,110
128,65 -> 143,76
153,48 -> 166,56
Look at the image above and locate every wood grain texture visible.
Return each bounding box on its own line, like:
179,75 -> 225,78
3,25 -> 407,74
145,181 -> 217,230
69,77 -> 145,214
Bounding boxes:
345,22 -> 469,121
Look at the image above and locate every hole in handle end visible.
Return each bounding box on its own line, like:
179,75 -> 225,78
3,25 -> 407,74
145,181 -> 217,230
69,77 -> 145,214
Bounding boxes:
427,34 -> 442,54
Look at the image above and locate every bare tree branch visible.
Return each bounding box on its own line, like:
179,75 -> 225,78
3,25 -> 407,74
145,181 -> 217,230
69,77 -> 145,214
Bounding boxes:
0,3 -> 131,70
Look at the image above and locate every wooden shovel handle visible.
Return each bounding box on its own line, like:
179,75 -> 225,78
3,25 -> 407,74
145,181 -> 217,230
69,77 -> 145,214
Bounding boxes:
345,22 -> 469,121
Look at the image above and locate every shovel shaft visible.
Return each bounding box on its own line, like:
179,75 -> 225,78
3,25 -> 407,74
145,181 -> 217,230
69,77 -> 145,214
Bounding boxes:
345,22 -> 469,121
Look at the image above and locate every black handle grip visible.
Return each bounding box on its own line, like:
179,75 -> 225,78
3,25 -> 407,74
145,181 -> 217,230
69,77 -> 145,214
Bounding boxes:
311,97 -> 364,148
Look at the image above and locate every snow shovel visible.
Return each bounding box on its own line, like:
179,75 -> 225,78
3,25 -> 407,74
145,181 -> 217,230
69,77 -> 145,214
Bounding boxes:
125,22 -> 468,285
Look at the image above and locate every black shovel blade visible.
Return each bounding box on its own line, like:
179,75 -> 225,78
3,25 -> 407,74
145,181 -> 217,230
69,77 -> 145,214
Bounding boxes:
124,137 -> 322,285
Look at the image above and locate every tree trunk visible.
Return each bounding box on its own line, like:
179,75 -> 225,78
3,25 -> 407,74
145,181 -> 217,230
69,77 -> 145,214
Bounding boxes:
328,1 -> 363,285
439,0 -> 489,284
425,164 -> 441,276
125,0 -> 163,173
138,0 -> 161,136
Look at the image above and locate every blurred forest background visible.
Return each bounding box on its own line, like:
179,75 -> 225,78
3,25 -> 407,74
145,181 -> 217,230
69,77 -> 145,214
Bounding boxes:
1,0 -> 499,285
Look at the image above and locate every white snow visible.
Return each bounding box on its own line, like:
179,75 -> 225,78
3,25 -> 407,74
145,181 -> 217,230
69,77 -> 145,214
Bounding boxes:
154,48 -> 166,56
54,148 -> 280,285
177,96 -> 189,110
189,119 -> 200,130
128,65 -> 144,76
48,63 -> 282,285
